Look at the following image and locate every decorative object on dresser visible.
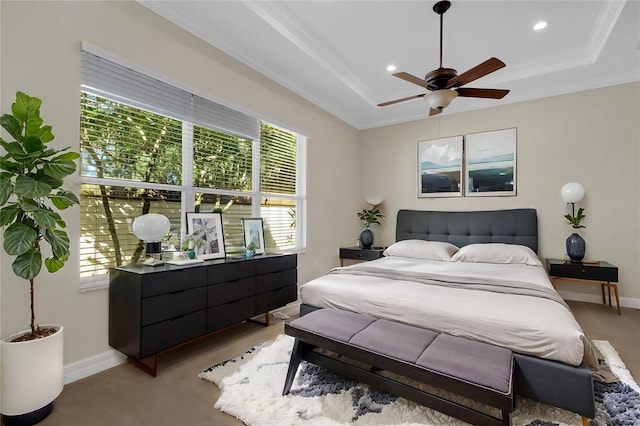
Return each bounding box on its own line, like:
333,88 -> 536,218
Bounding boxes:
357,198 -> 384,248
186,212 -> 226,260
0,92 -> 80,425
561,182 -> 586,262
132,213 -> 171,266
547,258 -> 620,315
109,253 -> 297,376
242,218 -> 265,255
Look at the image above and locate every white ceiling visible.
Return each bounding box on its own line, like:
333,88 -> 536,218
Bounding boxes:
139,1 -> 640,130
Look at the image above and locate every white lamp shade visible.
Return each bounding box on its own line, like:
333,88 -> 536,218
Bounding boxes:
132,213 -> 171,242
365,196 -> 384,206
425,90 -> 458,110
560,182 -> 585,203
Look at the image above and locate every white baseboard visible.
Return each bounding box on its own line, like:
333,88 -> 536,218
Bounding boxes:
558,290 -> 640,310
63,349 -> 126,385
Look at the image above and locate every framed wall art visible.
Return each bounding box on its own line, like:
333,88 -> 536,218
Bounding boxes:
242,218 -> 265,255
417,135 -> 463,197
186,212 -> 226,259
464,128 -> 517,197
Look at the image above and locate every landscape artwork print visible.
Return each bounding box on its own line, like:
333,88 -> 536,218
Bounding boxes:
465,128 -> 517,196
417,135 -> 463,197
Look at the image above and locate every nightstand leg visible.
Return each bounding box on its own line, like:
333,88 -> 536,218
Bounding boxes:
613,284 -> 621,315
601,284 -> 606,304
607,286 -> 612,307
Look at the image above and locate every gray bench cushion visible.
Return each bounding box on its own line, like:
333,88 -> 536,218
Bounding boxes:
418,333 -> 513,394
289,308 -> 376,342
350,318 -> 439,363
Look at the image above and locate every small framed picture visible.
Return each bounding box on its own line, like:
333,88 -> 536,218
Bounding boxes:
242,218 -> 265,255
186,212 -> 226,260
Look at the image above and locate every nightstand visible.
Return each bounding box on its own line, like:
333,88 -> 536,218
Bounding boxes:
339,246 -> 385,266
546,258 -> 620,315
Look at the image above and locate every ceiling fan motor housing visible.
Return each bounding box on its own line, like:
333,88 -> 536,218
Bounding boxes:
425,67 -> 458,89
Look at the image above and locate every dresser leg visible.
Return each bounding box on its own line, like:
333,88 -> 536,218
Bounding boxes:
128,355 -> 158,377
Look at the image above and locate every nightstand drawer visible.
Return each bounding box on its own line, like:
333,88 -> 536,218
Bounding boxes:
339,247 -> 385,261
547,259 -> 618,282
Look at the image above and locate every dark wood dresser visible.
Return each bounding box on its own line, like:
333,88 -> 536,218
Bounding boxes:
109,253 -> 297,375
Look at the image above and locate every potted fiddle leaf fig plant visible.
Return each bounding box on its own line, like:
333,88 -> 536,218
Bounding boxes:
0,91 -> 79,424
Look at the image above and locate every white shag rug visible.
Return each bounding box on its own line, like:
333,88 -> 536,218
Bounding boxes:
200,335 -> 639,426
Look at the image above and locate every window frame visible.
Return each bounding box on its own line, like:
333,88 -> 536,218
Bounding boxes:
79,48 -> 306,291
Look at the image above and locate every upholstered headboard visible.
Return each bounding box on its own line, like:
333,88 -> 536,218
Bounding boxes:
396,209 -> 538,253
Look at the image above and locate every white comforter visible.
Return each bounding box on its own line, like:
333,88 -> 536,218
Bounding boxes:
301,256 -> 596,367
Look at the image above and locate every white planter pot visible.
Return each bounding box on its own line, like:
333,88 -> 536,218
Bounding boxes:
1,325 -> 64,419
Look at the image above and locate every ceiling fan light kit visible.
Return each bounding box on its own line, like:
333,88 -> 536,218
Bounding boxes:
378,0 -> 510,116
425,90 -> 458,110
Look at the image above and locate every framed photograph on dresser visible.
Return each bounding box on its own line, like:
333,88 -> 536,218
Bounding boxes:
186,212 -> 226,259
242,218 -> 265,255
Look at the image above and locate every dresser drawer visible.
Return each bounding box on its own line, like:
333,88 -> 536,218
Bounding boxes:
207,262 -> 255,284
142,287 -> 207,326
207,297 -> 255,332
142,268 -> 207,297
256,255 -> 297,274
141,310 -> 206,358
257,268 -> 297,293
208,277 -> 254,306
255,284 -> 297,314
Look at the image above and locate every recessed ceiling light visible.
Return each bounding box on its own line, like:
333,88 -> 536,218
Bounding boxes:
533,21 -> 547,31
386,65 -> 396,72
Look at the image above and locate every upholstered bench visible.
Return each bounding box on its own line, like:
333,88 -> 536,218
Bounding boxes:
283,308 -> 514,426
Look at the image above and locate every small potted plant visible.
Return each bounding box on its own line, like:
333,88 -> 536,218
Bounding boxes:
0,92 -> 79,423
181,233 -> 204,259
564,207 -> 586,262
357,207 -> 384,248
245,241 -> 257,258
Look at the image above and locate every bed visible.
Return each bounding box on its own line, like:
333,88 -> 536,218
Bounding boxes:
300,208 -> 596,419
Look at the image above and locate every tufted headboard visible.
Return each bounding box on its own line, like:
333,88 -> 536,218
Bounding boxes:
396,209 -> 538,253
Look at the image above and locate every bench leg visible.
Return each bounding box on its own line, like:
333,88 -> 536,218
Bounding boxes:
502,410 -> 512,426
283,338 -> 305,395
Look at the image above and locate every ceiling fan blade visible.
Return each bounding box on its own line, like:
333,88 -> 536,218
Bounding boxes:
429,107 -> 442,117
393,72 -> 430,89
456,87 -> 510,99
378,93 -> 426,107
446,57 -> 506,88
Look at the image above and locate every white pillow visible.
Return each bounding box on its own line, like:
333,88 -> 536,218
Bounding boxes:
383,240 -> 459,261
450,243 -> 542,266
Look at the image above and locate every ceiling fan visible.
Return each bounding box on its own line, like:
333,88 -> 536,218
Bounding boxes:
378,0 -> 509,116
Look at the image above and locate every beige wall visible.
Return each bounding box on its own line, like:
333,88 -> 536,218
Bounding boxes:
360,82 -> 640,301
0,1 -> 360,363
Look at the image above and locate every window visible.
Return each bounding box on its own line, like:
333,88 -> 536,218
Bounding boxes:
79,50 -> 305,282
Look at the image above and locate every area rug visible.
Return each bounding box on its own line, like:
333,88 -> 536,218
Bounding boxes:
200,335 -> 640,426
